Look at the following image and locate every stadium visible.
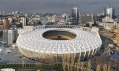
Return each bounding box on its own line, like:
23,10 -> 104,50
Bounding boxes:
16,26 -> 102,62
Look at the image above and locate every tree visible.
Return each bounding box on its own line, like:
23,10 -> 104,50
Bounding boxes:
96,64 -> 100,71
107,64 -> 111,71
87,60 -> 91,71
103,64 -> 107,71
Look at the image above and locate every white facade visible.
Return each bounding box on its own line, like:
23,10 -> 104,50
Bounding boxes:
8,30 -> 14,45
1,68 -> 15,71
61,14 -> 70,22
52,15 -> 58,23
100,17 -> 119,30
102,17 -> 114,23
2,30 -> 17,45
8,18 -> 13,23
20,17 -> 27,28
18,26 -> 34,35
17,27 -> 102,60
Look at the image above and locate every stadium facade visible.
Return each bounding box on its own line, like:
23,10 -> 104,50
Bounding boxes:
16,25 -> 102,62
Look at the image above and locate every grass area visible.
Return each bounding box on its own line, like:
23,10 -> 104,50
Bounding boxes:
0,63 -> 62,71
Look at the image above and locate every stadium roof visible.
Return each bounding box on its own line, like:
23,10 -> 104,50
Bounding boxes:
17,28 -> 102,54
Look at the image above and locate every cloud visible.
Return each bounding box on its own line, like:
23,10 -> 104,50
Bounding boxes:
0,0 -> 118,13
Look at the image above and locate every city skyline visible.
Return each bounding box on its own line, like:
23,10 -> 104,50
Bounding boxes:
0,0 -> 119,14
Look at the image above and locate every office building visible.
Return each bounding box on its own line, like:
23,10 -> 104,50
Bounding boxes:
104,7 -> 115,19
20,17 -> 27,28
2,30 -> 8,43
71,7 -> 80,24
8,30 -> 14,45
3,18 -> 9,30
13,29 -> 18,42
2,29 -> 18,45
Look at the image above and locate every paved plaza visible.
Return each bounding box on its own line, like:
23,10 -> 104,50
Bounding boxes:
0,44 -> 35,64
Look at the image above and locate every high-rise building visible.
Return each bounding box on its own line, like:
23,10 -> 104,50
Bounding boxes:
2,30 -> 8,43
8,30 -> 14,45
104,7 -> 115,19
2,29 -> 18,45
3,18 -> 9,30
71,7 -> 80,24
20,17 -> 27,28
13,29 -> 18,42
0,25 -> 3,30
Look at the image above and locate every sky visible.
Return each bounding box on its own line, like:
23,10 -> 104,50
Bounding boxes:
0,0 -> 119,14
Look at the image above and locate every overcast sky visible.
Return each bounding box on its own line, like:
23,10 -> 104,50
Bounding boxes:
0,0 -> 119,14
